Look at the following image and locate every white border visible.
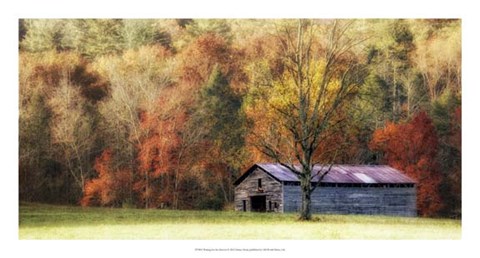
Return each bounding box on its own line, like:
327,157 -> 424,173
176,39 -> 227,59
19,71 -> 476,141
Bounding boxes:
2,1 -> 479,257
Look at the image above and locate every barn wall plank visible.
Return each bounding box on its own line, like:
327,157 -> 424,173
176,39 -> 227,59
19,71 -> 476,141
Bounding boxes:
283,185 -> 416,217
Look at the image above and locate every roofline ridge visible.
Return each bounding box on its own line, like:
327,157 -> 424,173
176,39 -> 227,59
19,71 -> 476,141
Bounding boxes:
246,163 -> 415,184
254,163 -> 395,168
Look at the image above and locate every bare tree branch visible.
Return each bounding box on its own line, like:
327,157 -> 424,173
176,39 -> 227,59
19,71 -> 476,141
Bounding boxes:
251,19 -> 366,220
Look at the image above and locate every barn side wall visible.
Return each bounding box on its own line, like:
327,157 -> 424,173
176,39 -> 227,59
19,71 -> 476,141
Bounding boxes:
234,168 -> 283,212
283,184 -> 417,217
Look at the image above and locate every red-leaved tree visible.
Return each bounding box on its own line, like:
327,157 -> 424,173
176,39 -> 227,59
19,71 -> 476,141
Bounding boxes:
80,149 -> 132,207
135,109 -> 180,209
369,111 -> 443,216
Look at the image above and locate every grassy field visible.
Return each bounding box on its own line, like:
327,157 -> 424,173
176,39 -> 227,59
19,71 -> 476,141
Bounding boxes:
19,203 -> 461,240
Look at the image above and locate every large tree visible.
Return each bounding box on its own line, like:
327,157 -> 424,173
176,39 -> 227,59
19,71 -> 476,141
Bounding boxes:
248,19 -> 367,220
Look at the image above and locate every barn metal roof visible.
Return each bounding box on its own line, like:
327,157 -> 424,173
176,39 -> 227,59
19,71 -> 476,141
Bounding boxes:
234,163 -> 416,185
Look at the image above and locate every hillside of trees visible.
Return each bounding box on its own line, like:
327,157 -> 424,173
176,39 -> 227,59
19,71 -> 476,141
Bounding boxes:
19,19 -> 461,217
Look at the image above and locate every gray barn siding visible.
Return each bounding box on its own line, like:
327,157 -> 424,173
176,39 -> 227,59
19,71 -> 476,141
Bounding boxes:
283,184 -> 416,217
234,168 -> 283,212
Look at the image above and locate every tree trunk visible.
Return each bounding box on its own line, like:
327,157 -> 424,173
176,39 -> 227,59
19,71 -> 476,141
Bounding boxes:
299,175 -> 312,220
145,171 -> 149,209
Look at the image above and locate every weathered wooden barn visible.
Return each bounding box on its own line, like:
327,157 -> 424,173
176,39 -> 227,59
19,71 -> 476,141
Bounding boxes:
234,163 -> 417,216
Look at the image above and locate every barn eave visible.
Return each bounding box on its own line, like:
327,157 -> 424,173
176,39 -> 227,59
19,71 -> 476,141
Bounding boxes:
233,164 -> 283,186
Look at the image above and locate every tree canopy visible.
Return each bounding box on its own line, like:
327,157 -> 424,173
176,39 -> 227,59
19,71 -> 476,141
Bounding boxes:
19,19 -> 461,218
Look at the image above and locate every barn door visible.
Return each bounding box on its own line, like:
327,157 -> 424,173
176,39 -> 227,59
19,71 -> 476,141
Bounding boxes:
251,196 -> 266,212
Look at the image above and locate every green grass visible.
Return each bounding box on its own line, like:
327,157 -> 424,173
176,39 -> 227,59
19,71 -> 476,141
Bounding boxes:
19,202 -> 461,239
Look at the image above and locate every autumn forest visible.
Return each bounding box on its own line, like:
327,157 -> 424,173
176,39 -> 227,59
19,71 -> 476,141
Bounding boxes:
19,19 -> 461,218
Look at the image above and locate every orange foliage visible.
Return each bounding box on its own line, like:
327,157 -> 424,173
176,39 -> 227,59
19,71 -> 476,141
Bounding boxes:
80,149 -> 132,207
81,73 -> 195,208
135,112 -> 172,208
135,94 -> 188,208
369,111 -> 443,216
82,103 -> 187,208
243,35 -> 284,77
137,111 -> 175,178
179,33 -> 247,89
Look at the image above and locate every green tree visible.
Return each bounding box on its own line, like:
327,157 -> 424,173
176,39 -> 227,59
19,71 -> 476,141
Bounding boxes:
365,20 -> 418,122
185,19 -> 232,39
121,19 -> 171,50
78,19 -> 123,59
190,67 -> 248,204
20,19 -> 64,52
430,90 -> 461,217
